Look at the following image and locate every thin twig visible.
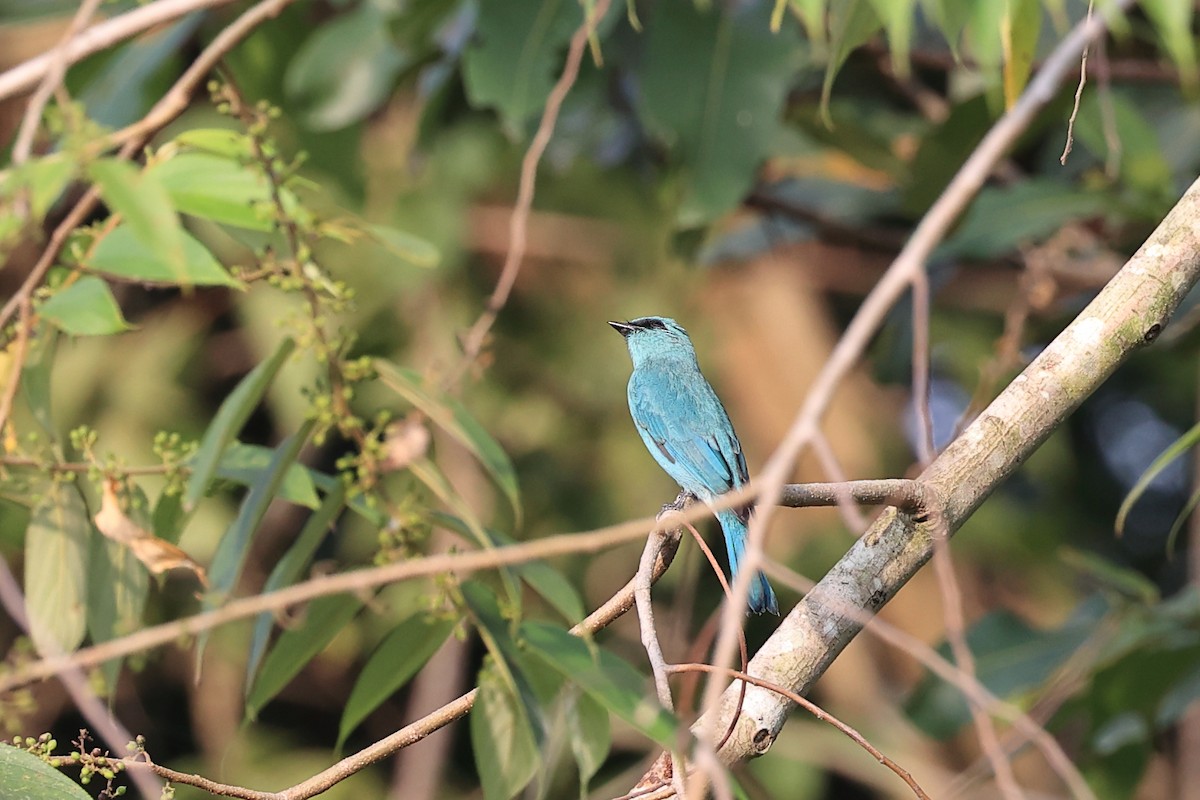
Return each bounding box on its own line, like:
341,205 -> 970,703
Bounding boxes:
931,528 -> 1023,798
911,266 -> 936,465
444,0 -> 611,390
1060,0 -> 1095,165
10,0 -> 104,165
811,432 -> 869,534
0,0 -> 245,103
636,500 -> 687,799
668,663 -> 931,800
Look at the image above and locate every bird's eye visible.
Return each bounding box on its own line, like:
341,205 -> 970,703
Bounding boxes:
632,318 -> 668,331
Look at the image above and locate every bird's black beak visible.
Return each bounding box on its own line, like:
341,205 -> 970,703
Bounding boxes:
608,321 -> 636,338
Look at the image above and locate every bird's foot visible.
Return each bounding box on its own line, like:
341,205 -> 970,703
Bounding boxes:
660,490 -> 693,516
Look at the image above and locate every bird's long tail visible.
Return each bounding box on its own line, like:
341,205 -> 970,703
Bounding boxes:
715,509 -> 779,615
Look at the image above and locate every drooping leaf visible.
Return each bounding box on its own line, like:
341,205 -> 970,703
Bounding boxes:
183,337 -> 296,512
284,3 -> 408,131
25,481 -> 90,655
87,222 -> 241,287
246,484 -> 346,689
245,594 -> 364,720
820,0 -> 881,126
89,158 -> 190,283
375,360 -> 521,523
463,581 -> 544,744
150,153 -> 275,231
0,745 -> 91,800
19,325 -> 58,438
521,621 -> 676,746
868,0 -> 916,78
39,276 -> 131,336
1142,0 -> 1198,91
336,614 -> 456,749
1001,0 -> 1041,108
566,689 -> 610,797
87,482 -> 151,691
638,1 -> 799,225
471,657 -> 541,800
481,524 -> 583,623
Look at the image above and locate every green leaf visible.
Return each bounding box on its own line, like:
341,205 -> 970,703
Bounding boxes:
87,484 -> 151,691
521,621 -> 676,746
0,744 -> 91,800
245,594 -> 363,720
471,657 -> 541,800
213,442 -> 321,509
1059,548 -> 1160,605
1142,0 -> 1198,91
938,180 -> 1112,259
0,154 -> 74,248
1115,420 -> 1200,537
150,153 -> 274,231
867,0 -> 915,78
202,419 -> 315,609
482,525 -> 583,624
567,690 -> 610,797
820,0 -> 881,126
375,361 -> 521,524
463,581 -> 543,743
246,483 -> 346,689
183,337 -> 296,512
364,223 -> 440,268
408,458 -> 493,550
284,4 -> 408,131
1001,0 -> 1041,108
336,614 -> 456,749
39,276 -> 131,336
25,481 -> 90,655
89,158 -> 190,283
173,128 -> 254,159
463,0 -> 584,134
638,1 -> 799,225
19,326 -> 58,439
87,222 -> 241,287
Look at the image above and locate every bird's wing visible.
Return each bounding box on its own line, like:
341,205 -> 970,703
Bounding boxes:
629,383 -> 742,495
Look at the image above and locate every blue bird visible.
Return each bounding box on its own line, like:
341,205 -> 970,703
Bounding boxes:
610,316 -> 779,615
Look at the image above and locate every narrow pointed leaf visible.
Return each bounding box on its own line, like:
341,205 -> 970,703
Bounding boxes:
245,594 -> 364,719
375,360 -> 521,524
521,621 -> 676,746
471,657 -> 541,800
25,481 -> 90,655
39,276 -> 131,336
1115,420 -> 1200,536
1001,0 -> 1041,108
336,614 -> 455,749
87,222 -> 241,287
183,337 -> 295,512
820,0 -> 881,125
214,442 -> 321,509
246,483 -> 346,686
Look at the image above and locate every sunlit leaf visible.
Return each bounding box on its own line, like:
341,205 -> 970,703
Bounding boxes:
521,621 -> 676,746
89,158 -> 190,283
245,594 -> 363,719
336,614 -> 456,749
0,744 -> 91,800
38,276 -> 131,336
471,657 -> 541,800
183,337 -> 296,512
25,481 -> 90,655
868,0 -> 915,78
1001,0 -> 1041,108
151,153 -> 275,231
87,223 -> 241,288
172,128 -> 254,159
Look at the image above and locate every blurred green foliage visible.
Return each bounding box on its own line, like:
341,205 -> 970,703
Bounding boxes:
1,1 -> 1200,798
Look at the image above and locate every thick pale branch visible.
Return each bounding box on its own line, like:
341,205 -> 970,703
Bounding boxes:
688,178 -> 1200,776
